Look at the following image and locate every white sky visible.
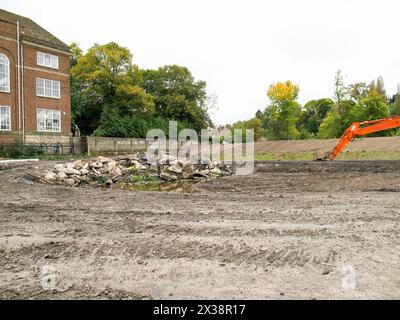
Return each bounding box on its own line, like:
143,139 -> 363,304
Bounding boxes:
2,0 -> 400,125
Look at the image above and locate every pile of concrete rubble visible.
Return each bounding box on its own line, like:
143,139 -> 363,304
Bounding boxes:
40,154 -> 234,187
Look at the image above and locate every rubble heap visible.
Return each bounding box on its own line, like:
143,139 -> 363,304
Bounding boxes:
40,154 -> 234,188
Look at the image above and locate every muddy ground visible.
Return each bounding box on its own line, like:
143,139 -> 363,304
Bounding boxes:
0,160 -> 399,300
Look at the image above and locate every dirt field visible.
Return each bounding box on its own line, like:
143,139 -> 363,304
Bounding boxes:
1,160 -> 399,300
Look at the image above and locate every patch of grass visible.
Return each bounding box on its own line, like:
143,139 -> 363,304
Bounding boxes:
337,150 -> 400,160
127,166 -> 138,173
253,150 -> 400,161
254,152 -> 315,161
131,174 -> 158,183
126,181 -> 160,191
39,153 -> 94,161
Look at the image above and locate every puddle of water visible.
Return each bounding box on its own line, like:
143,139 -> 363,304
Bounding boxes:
119,180 -> 199,193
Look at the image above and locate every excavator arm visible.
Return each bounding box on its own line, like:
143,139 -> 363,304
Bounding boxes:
317,116 -> 400,161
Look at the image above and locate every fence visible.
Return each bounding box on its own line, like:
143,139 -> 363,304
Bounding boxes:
86,137 -> 147,154
2,135 -> 400,158
0,141 -> 72,157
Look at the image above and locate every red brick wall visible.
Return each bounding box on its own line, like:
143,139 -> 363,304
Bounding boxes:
0,20 -> 71,144
0,133 -> 20,144
23,43 -> 71,135
0,21 -> 18,135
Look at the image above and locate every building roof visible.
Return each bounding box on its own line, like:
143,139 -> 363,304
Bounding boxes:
0,8 -> 70,53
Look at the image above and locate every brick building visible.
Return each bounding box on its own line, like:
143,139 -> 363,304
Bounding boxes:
0,9 -> 71,148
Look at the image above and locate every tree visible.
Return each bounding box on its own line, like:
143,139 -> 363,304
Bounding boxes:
230,117 -> 262,142
69,42 -> 83,68
70,42 -> 214,138
71,42 -> 154,135
73,42 -> 134,98
320,73 -> 391,138
299,98 -> 334,136
351,89 -> 391,137
319,100 -> 358,139
255,109 -> 263,120
389,85 -> 400,116
262,81 -> 301,140
319,71 -> 358,138
390,96 -> 400,116
349,82 -> 368,103
141,65 -> 213,132
356,89 -> 389,122
69,43 -> 84,131
333,70 -> 349,113
369,76 -> 387,100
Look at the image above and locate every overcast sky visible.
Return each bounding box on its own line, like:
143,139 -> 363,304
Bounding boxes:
3,0 -> 399,125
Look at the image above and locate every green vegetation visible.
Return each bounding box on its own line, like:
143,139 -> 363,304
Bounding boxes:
131,174 -> 158,183
254,152 -> 315,161
70,42 -> 213,138
233,72 -> 400,142
254,150 -> 400,161
262,81 -> 302,140
0,140 -> 43,159
0,140 -> 91,161
69,40 -> 399,144
227,117 -> 262,142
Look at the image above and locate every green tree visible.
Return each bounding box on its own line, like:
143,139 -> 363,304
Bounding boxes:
69,43 -> 84,131
349,82 -> 368,103
319,71 -> 358,138
333,70 -> 349,112
230,117 -> 262,142
262,81 -> 301,140
299,98 -> 334,137
369,76 -> 387,100
319,100 -> 358,139
93,84 -> 156,138
69,42 -> 83,68
71,42 -> 154,135
141,65 -> 213,132
389,85 -> 400,116
356,89 -> 389,121
320,74 -> 391,138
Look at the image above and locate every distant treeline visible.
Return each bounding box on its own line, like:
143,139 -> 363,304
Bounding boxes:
228,71 -> 400,140
228,72 -> 400,141
70,44 -> 400,141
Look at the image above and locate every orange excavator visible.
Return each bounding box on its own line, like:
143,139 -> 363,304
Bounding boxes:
315,116 -> 400,161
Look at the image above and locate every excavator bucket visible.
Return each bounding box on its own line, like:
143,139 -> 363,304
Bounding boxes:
314,150 -> 331,161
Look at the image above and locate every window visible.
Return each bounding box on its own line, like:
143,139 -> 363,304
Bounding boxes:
36,78 -> 61,99
0,54 -> 10,93
0,106 -> 11,131
37,108 -> 61,132
37,52 -> 59,69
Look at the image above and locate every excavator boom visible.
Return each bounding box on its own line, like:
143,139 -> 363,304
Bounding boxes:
316,116 -> 400,161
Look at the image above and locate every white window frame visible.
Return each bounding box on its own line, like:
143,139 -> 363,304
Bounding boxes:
37,51 -> 59,69
36,78 -> 61,99
0,106 -> 11,131
0,54 -> 10,93
37,108 -> 61,133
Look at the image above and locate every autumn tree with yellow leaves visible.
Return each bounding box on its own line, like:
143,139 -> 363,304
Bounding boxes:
260,81 -> 302,140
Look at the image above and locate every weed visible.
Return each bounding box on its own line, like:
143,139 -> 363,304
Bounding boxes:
131,174 -> 158,183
